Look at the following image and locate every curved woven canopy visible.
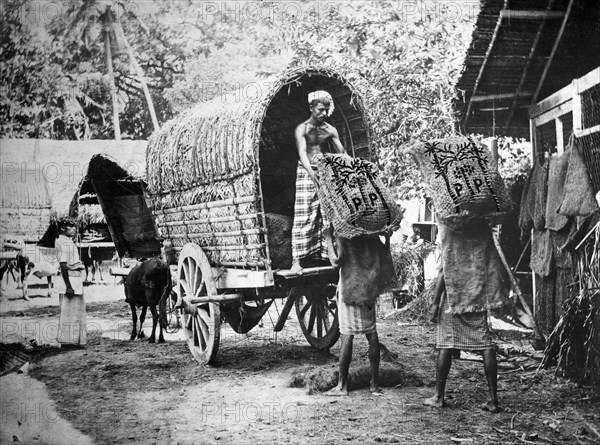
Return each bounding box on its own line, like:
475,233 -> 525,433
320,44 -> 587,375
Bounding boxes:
145,65 -> 371,269
147,65 -> 370,198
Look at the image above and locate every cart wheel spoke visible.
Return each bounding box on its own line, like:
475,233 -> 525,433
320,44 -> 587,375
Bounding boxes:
307,304 -> 316,332
179,243 -> 221,365
316,305 -> 324,337
294,285 -> 340,350
299,297 -> 313,318
194,281 -> 207,299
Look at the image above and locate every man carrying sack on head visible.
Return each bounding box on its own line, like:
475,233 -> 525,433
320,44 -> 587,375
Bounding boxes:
291,90 -> 345,275
312,152 -> 403,396
55,217 -> 87,348
423,220 -> 510,413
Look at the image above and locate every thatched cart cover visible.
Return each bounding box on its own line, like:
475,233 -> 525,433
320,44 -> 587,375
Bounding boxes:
86,154 -> 160,258
146,66 -> 370,269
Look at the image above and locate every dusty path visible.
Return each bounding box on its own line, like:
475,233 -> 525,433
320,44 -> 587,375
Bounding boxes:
1,277 -> 600,444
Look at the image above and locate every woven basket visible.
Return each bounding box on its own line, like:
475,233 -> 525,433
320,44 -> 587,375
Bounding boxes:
406,136 -> 512,229
315,154 -> 403,239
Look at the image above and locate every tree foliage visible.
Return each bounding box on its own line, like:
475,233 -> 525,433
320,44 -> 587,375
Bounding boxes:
2,0 -> 528,195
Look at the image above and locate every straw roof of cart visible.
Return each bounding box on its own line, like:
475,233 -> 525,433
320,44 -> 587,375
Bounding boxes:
146,65 -> 371,197
455,0 -> 600,138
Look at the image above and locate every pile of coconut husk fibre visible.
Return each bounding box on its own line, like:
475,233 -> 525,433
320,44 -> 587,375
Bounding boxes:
288,362 -> 424,394
541,222 -> 600,385
541,288 -> 600,385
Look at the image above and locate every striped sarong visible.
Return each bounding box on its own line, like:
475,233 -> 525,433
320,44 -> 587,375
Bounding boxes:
436,294 -> 493,350
292,164 -> 329,262
337,293 -> 376,335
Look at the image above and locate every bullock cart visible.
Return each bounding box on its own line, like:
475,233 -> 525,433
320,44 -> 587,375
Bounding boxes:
107,66 -> 371,364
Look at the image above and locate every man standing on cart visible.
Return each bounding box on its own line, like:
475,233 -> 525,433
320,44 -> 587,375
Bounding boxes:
291,90 -> 346,275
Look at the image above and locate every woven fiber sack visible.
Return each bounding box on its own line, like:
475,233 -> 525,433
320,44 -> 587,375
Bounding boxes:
405,136 -> 512,229
315,154 -> 403,239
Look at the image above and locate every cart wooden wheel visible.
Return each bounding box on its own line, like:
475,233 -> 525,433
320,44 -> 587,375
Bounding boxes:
178,243 -> 220,365
294,284 -> 340,349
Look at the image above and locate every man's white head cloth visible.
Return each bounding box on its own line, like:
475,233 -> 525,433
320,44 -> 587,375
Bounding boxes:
308,90 -> 335,117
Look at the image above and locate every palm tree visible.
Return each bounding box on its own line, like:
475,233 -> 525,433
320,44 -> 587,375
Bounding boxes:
65,0 -> 159,140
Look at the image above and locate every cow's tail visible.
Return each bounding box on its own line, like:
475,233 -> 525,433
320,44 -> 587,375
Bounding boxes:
158,267 -> 172,330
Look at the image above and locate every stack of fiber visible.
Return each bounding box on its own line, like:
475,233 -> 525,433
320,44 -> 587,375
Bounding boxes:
405,136 -> 512,229
315,153 -> 403,239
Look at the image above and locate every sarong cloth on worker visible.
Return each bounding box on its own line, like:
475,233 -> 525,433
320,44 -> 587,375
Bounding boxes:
337,295 -> 376,335
438,223 -> 509,314
292,164 -> 329,262
55,235 -> 86,346
436,293 -> 492,350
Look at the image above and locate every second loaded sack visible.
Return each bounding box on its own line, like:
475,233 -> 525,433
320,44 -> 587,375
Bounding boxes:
404,136 -> 512,229
314,153 -> 403,239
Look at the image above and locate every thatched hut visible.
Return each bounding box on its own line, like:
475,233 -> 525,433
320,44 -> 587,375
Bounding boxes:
1,139 -> 147,248
0,167 -> 52,243
146,65 -> 371,269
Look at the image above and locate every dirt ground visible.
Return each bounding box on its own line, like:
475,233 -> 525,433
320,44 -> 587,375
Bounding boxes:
1,275 -> 599,445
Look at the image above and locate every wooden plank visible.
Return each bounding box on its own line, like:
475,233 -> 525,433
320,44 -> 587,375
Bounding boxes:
212,267 -> 273,289
275,266 -> 337,279
576,66 -> 600,92
533,100 -> 572,127
470,92 -> 533,102
575,124 -> 600,138
109,267 -> 131,277
530,0 -> 576,107
185,293 -> 242,304
530,82 -> 572,118
499,9 -> 565,19
76,242 -> 115,248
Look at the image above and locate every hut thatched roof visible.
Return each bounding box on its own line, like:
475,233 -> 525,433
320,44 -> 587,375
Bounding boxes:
0,164 -> 52,242
0,139 -> 147,217
455,0 -> 600,138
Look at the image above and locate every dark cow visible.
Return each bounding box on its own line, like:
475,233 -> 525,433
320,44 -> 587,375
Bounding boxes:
124,258 -> 172,343
81,246 -> 115,283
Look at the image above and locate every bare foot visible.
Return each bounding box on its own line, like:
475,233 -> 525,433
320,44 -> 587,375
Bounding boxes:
423,395 -> 446,408
480,401 -> 500,413
291,261 -> 303,276
370,387 -> 383,396
325,387 -> 349,397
